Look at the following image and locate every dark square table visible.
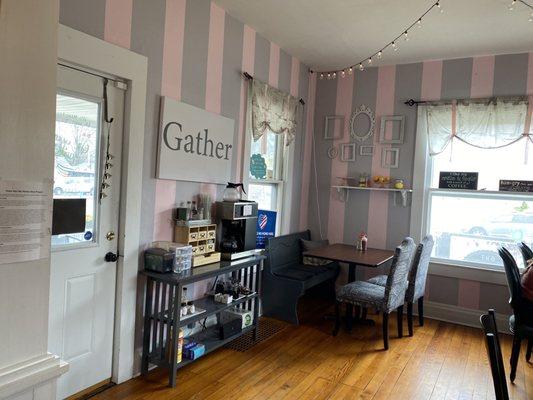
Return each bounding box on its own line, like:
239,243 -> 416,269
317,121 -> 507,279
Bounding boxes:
304,244 -> 394,329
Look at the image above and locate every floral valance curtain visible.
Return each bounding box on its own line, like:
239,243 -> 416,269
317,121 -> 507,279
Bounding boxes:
249,79 -> 300,146
418,97 -> 533,158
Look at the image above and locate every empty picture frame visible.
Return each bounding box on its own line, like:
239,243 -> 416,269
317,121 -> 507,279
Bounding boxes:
340,143 -> 356,162
324,115 -> 345,140
381,147 -> 400,169
379,115 -> 405,144
359,145 -> 374,156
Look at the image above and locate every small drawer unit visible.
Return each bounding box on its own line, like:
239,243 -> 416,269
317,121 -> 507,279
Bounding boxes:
174,223 -> 220,267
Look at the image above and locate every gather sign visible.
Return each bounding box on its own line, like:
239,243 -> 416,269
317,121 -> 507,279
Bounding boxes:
156,97 -> 235,184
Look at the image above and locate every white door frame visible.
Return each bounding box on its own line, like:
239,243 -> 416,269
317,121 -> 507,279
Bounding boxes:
57,25 -> 147,384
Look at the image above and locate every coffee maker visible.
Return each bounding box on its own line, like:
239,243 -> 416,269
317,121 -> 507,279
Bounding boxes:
215,200 -> 258,260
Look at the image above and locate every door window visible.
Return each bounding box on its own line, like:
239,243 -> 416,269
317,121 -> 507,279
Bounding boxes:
52,93 -> 101,246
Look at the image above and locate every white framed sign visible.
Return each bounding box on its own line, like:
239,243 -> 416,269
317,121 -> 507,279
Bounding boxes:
157,97 -> 235,184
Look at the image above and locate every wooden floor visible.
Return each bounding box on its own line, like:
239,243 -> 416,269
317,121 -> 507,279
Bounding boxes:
94,303 -> 532,400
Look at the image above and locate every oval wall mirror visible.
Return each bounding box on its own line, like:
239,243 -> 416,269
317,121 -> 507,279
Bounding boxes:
349,104 -> 376,142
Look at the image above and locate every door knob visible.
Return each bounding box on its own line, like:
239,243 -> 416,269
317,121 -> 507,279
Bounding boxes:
105,252 -> 118,262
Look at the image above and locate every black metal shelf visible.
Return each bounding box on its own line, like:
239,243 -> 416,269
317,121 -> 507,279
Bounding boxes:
141,255 -> 263,387
149,324 -> 256,370
149,293 -> 258,328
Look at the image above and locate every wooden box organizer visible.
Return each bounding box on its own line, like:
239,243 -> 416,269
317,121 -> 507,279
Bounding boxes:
174,223 -> 220,267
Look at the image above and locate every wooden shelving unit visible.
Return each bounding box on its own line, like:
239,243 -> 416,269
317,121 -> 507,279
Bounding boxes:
141,256 -> 264,387
332,185 -> 413,206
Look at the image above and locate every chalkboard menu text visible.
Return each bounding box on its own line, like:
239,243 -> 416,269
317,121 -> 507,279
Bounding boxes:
439,171 -> 478,190
499,180 -> 533,193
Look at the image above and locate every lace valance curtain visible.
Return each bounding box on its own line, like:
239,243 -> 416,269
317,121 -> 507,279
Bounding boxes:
249,79 -> 300,146
418,97 -> 533,158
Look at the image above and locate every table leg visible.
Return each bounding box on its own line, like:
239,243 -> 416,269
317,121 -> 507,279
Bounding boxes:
345,263 -> 357,332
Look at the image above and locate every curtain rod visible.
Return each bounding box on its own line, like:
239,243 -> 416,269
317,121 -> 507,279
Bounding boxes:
242,71 -> 305,106
404,95 -> 529,107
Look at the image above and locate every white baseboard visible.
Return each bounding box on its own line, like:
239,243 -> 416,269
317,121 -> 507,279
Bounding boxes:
421,301 -> 510,334
0,354 -> 68,399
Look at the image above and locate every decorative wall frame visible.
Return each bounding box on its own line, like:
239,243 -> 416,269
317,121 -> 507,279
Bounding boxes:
327,145 -> 339,159
379,115 -> 405,144
381,147 -> 400,169
359,145 -> 374,156
349,104 -> 375,142
324,115 -> 344,140
340,143 -> 357,162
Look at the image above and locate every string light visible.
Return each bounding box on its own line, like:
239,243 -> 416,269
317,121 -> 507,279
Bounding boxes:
506,0 -> 533,22
309,1 -> 444,78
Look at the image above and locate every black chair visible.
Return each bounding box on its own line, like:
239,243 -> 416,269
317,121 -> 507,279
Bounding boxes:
498,247 -> 533,382
480,309 -> 509,400
519,241 -> 533,265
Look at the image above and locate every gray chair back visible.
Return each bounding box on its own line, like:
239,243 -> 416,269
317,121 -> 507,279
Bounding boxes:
406,235 -> 434,303
384,237 -> 416,312
266,230 -> 310,272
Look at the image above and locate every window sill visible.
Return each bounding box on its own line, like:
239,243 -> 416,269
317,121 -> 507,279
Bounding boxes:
428,258 -> 506,285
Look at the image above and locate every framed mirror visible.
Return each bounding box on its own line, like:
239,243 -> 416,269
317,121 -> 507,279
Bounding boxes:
349,104 -> 375,142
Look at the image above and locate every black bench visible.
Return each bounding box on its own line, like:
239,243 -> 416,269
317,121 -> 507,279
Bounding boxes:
261,230 -> 339,324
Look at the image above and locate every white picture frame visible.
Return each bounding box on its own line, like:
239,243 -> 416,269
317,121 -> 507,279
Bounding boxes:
350,104 -> 375,142
340,143 -> 357,162
359,145 -> 374,156
381,147 -> 400,169
324,115 -> 344,140
379,115 -> 405,144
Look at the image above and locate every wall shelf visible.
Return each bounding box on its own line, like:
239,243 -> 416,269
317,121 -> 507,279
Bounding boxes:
332,185 -> 413,207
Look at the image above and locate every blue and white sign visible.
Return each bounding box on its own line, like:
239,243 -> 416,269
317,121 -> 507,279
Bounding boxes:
256,209 -> 277,249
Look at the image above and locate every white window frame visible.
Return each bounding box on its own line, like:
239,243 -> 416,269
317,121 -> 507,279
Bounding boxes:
409,118 -> 513,285
243,130 -> 295,236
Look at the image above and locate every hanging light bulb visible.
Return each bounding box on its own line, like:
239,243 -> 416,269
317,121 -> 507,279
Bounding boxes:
367,57 -> 373,65
391,41 -> 398,51
327,73 -> 331,80
508,0 -> 517,10
377,51 -> 382,59
358,63 -> 364,71
332,72 -> 337,79
340,70 -> 346,78
348,67 -> 353,75
320,73 -> 324,80
436,1 -> 443,13
417,18 -> 422,28
403,31 -> 409,41
529,12 -> 533,22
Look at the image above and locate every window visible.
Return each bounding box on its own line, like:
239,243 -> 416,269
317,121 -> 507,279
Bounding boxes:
52,93 -> 101,246
248,130 -> 286,229
422,100 -> 533,269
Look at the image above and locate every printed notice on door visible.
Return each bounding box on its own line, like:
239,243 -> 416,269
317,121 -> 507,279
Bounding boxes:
0,179 -> 52,265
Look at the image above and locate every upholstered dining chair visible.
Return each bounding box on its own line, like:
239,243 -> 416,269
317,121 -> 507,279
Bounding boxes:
498,247 -> 533,382
480,309 -> 510,400
333,237 -> 415,350
367,235 -> 434,336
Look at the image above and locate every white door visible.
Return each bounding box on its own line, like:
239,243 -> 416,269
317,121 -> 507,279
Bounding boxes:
49,65 -> 125,399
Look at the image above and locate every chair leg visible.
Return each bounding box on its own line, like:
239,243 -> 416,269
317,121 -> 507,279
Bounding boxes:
407,302 -> 414,337
397,305 -> 404,338
526,338 -> 532,362
510,334 -> 522,382
332,301 -> 341,336
418,297 -> 424,326
383,313 -> 389,350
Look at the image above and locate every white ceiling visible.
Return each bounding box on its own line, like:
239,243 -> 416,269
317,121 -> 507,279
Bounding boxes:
215,0 -> 533,71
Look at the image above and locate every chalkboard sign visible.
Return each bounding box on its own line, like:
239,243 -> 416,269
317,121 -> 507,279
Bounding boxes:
438,172 -> 478,190
499,180 -> 533,193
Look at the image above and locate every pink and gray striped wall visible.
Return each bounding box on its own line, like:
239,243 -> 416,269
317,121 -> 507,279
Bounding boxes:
310,53 -> 533,313
59,0 -> 314,250
59,0 -> 533,315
